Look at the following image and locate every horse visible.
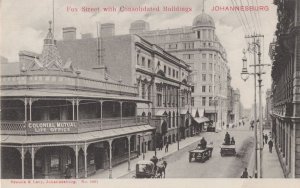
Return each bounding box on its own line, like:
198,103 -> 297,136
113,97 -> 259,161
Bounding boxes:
156,161 -> 167,178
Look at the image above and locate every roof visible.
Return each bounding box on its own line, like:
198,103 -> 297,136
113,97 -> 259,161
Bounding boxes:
137,160 -> 154,165
193,13 -> 215,28
1,124 -> 155,145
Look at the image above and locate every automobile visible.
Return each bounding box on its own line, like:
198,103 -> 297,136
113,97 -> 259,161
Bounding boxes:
134,160 -> 156,178
220,144 -> 236,156
189,142 -> 214,162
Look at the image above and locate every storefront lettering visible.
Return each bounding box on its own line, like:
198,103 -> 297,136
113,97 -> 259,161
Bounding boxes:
27,122 -> 77,134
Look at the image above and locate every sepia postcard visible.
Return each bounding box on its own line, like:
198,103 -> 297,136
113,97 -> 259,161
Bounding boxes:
0,0 -> 300,187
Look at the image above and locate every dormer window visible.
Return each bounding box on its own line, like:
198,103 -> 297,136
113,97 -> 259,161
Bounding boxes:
197,31 -> 201,39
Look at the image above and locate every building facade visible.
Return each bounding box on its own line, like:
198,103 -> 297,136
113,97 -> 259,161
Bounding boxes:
269,0 -> 300,178
265,89 -> 272,129
0,23 -> 154,179
56,24 -> 192,153
129,11 -> 231,130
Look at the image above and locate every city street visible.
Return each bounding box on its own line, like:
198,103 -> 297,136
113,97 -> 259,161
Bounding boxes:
121,125 -> 254,178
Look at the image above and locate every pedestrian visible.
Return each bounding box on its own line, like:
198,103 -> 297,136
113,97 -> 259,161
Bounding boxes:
150,155 -> 158,171
268,140 -> 273,153
159,140 -> 163,150
264,134 -> 268,144
241,168 -> 248,178
64,164 -> 71,179
165,141 -> 169,152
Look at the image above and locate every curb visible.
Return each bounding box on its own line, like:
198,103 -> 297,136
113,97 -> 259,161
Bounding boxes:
117,137 -> 202,178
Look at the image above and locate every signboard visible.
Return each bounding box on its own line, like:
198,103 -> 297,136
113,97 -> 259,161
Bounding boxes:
27,121 -> 78,134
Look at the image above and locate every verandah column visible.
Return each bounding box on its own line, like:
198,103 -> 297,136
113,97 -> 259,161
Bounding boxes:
31,147 -> 35,179
24,98 -> 27,121
72,99 -> 75,121
21,146 -> 25,179
29,98 -> 32,121
99,100 -> 103,130
75,145 -> 78,178
108,139 -> 113,179
84,143 -> 87,178
120,101 -> 123,127
127,136 -> 131,171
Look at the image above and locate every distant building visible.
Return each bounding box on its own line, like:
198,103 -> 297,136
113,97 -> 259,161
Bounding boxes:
265,89 -> 272,129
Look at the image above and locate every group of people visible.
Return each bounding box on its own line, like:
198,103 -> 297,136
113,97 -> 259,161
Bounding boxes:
224,132 -> 235,145
158,140 -> 169,152
263,133 -> 274,153
150,156 -> 168,178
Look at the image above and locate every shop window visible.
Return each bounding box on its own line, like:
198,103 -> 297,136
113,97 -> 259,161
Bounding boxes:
50,154 -> 59,171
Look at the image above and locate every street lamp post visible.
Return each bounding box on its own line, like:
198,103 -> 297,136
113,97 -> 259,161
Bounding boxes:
240,38 -> 269,178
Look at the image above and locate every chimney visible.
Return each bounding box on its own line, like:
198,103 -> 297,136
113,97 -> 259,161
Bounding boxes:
81,33 -> 93,39
100,23 -> 115,37
63,27 -> 76,40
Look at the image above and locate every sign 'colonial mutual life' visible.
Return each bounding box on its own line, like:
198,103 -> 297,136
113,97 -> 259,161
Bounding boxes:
27,122 -> 77,134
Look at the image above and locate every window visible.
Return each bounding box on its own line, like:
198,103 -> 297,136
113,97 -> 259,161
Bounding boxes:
202,63 -> 206,70
191,97 -> 194,106
176,71 -> 178,78
209,97 -> 213,106
209,74 -> 212,82
141,84 -> 146,99
183,54 -> 194,59
191,86 -> 194,93
214,54 -> 217,59
173,69 -> 175,77
197,31 -> 201,39
148,86 -> 151,100
142,57 -> 145,66
184,42 -> 194,49
209,63 -> 212,71
168,68 -> 171,75
157,94 -> 162,106
137,54 -> 140,65
202,97 -> 206,106
202,86 -> 206,93
202,74 -> 206,81
209,54 -> 213,59
148,59 -> 151,68
209,86 -> 212,93
202,53 -> 206,59
163,65 -> 166,73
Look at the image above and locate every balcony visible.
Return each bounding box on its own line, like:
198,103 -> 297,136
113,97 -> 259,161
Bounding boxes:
0,117 -> 148,135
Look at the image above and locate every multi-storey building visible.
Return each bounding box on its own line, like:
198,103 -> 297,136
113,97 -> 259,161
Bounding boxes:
265,89 -> 272,129
0,23 -> 154,179
56,23 -> 192,152
269,0 -> 300,178
129,11 -> 230,130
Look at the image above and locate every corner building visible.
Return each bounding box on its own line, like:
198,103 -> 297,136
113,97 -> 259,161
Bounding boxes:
0,23 -> 154,179
129,12 -> 231,129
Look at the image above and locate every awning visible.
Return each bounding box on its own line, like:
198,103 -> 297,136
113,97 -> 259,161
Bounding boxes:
155,109 -> 167,116
193,117 -> 210,124
0,125 -> 155,145
191,108 -> 204,117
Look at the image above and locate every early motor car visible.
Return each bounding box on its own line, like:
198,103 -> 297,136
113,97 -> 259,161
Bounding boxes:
135,160 -> 156,178
220,144 -> 236,156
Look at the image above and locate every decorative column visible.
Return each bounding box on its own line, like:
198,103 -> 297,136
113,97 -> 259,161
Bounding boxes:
84,143 -> 88,178
100,100 -> 103,130
76,99 -> 79,121
120,101 -> 123,127
108,140 -> 113,179
127,136 -> 131,171
31,147 -> 35,179
72,99 -> 75,121
24,98 -> 27,121
29,98 -> 32,121
75,145 -> 78,178
21,146 -> 25,179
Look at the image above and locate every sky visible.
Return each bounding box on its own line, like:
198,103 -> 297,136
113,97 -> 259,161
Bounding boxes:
0,0 -> 278,109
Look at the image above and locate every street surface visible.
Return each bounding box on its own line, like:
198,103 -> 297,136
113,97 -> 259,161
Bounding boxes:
121,125 -> 254,178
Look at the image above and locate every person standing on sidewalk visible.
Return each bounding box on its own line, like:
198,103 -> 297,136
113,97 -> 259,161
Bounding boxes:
268,139 -> 273,153
265,134 -> 268,144
241,168 -> 248,178
165,141 -> 169,152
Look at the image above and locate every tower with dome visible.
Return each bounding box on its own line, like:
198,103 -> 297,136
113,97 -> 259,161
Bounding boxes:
129,10 -> 235,132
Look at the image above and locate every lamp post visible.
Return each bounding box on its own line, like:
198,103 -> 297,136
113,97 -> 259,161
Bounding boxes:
240,43 -> 263,178
213,96 -> 218,130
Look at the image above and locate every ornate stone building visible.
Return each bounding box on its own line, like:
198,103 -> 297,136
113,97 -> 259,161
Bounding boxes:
269,0 -> 300,178
129,11 -> 231,130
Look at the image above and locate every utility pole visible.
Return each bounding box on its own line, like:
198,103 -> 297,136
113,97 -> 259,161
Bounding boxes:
244,34 -> 268,178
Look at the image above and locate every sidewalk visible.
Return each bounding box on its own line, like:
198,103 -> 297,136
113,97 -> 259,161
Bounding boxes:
261,130 -> 284,178
88,134 -> 203,179
247,129 -> 284,178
